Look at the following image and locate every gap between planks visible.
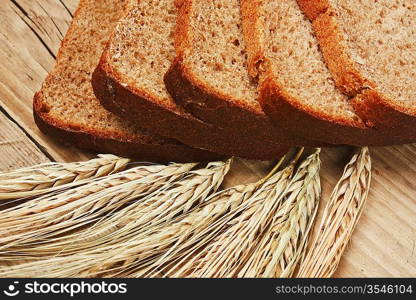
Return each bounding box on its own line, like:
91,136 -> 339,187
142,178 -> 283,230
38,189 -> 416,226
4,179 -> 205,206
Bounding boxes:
0,111 -> 49,171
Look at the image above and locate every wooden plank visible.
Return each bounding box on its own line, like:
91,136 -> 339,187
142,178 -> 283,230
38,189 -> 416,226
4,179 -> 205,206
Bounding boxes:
59,0 -> 78,15
0,0 -> 414,278
0,111 -> 49,171
0,0 -> 89,162
9,0 -> 74,54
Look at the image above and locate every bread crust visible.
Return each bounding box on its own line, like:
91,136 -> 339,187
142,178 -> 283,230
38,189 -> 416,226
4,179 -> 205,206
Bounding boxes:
243,0 -> 416,146
165,58 -> 325,148
33,0 -> 223,163
298,0 -> 416,139
261,75 -> 363,144
260,74 -> 415,146
91,1 -> 292,160
242,0 -> 366,145
34,93 -> 222,163
92,55 -> 290,160
296,0 -> 328,20
166,0 -> 324,148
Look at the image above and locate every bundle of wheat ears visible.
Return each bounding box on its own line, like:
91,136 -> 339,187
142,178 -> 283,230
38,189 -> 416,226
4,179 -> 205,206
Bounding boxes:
0,148 -> 371,278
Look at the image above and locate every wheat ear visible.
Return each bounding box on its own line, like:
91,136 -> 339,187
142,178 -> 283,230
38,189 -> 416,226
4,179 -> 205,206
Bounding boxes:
297,147 -> 371,278
169,165 -> 295,278
0,160 -> 232,276
81,178 -> 262,278
8,160 -> 232,257
0,154 -> 130,200
0,163 -> 197,254
132,155 -> 293,278
101,182 -> 259,278
237,149 -> 321,278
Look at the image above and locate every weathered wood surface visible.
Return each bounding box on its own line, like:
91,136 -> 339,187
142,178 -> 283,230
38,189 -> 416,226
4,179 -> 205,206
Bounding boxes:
0,0 -> 89,162
0,112 -> 49,170
0,0 -> 415,277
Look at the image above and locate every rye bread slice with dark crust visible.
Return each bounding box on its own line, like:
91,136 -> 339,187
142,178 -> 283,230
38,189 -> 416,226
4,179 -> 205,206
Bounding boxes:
92,0 -> 289,160
34,0 -> 221,163
165,0 -> 322,147
241,0 -> 415,146
298,0 -> 416,139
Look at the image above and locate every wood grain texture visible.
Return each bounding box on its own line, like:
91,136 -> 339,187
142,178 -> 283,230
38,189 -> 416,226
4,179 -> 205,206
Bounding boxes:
0,0 -> 414,277
59,0 -> 77,15
0,0 -> 90,162
0,112 -> 49,171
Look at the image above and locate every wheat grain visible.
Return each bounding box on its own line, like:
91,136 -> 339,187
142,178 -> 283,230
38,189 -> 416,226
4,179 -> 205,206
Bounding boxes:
0,163 -> 197,253
130,155 -> 294,278
54,182 -> 259,278
237,149 -> 321,278
297,147 -> 371,278
0,154 -> 130,200
0,148 -> 372,278
5,160 -> 232,257
0,150 -> 325,279
166,164 -> 295,278
0,160 -> 232,276
100,181 -> 259,278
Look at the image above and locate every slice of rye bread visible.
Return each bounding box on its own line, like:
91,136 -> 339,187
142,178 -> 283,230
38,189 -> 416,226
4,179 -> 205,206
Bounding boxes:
241,0 -> 415,146
298,0 -> 416,138
165,0 -> 322,147
92,0 -> 290,160
33,0 -> 222,163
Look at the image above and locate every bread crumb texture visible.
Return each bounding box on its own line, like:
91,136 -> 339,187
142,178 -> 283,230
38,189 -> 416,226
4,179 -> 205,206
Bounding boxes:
40,0 -> 150,139
186,0 -> 259,105
108,0 -> 177,107
261,0 -> 361,122
333,0 -> 416,106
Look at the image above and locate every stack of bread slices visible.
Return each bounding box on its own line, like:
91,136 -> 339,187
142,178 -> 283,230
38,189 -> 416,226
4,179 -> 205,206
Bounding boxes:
34,0 -> 416,162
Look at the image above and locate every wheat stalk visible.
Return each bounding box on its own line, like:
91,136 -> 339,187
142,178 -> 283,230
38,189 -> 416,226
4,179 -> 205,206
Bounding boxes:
0,154 -> 130,200
236,149 -> 321,278
297,147 -> 371,278
0,160 -> 232,276
164,164 -> 295,278
0,148 -> 372,278
0,150 -> 324,279
0,180 -> 259,278
0,255 -> 106,278
129,154 -> 296,278
5,160 -> 232,257
99,181 -> 260,278
0,162 -> 197,253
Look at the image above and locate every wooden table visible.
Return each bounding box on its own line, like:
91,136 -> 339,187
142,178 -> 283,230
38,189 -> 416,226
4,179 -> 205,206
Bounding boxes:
0,0 -> 415,277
